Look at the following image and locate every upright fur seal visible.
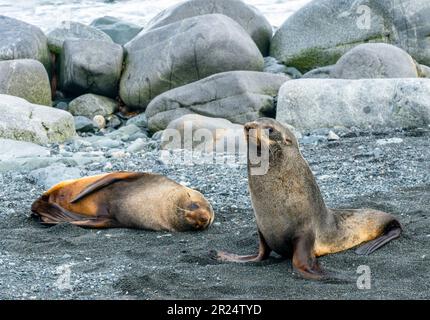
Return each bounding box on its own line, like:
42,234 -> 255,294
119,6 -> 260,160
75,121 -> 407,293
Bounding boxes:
32,171 -> 214,232
216,118 -> 402,280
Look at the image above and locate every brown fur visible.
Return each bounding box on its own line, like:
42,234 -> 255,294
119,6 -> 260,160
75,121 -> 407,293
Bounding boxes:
216,118 -> 402,280
31,172 -> 214,232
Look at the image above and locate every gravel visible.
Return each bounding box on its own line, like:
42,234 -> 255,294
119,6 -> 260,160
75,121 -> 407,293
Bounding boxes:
0,127 -> 429,299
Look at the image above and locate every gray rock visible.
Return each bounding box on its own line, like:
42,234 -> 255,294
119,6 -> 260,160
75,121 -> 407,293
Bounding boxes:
47,21 -> 113,55
0,139 -> 50,160
126,113 -> 148,129
74,116 -> 97,133
106,115 -> 123,129
54,101 -> 69,111
106,124 -> 142,141
69,94 -> 118,118
146,0 -> 273,56
60,39 -> 123,98
0,16 -> 50,73
0,94 -> 75,144
161,114 -> 246,154
30,164 -> 81,189
0,59 -> 51,106
88,136 -> 122,149
285,68 -> 303,80
271,0 -> 430,72
120,14 -> 264,110
127,138 -> 147,153
264,57 -> 288,74
0,156 -> 76,173
90,16 -> 143,45
146,71 -> 289,132
277,79 -> 430,131
303,65 -> 334,79
332,43 -> 419,79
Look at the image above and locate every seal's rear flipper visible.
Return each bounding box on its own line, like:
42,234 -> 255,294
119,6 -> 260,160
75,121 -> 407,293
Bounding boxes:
355,221 -> 402,255
31,196 -> 118,228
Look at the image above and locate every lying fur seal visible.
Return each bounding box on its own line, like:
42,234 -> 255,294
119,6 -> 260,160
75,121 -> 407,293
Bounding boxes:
32,171 -> 214,232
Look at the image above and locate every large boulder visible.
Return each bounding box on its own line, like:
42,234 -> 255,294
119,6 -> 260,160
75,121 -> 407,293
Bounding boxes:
160,114 -> 246,154
47,21 -> 113,55
271,0 -> 430,72
60,39 -> 123,98
0,139 -> 50,160
0,59 -> 51,106
120,14 -> 264,111
146,71 -> 289,132
332,43 -> 419,79
146,0 -> 273,56
277,79 -> 430,131
90,16 -> 143,45
30,163 -> 82,189
0,94 -> 75,144
0,16 -> 50,72
68,94 -> 118,118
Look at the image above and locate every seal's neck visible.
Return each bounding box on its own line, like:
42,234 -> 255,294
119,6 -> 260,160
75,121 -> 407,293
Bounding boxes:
248,152 -> 330,219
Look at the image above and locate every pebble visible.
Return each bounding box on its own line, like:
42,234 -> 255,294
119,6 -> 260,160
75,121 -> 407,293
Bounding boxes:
109,150 -> 127,159
93,115 -> 106,129
327,131 -> 340,141
376,138 -> 404,145
127,138 -> 146,153
103,162 -> 113,170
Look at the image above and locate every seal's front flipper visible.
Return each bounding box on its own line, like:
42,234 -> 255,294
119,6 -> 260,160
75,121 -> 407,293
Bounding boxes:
355,222 -> 402,255
292,233 -> 327,280
292,234 -> 353,282
71,171 -> 144,203
212,231 -> 271,263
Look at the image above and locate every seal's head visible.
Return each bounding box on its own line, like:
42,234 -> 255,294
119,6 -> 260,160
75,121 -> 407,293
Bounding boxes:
177,189 -> 215,231
244,118 -> 299,168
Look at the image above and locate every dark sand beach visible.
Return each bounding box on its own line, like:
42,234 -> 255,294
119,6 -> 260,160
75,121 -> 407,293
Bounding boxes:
1,129 -> 429,300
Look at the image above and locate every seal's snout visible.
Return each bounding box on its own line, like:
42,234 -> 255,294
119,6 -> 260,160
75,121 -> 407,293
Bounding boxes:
182,200 -> 214,230
185,209 -> 213,230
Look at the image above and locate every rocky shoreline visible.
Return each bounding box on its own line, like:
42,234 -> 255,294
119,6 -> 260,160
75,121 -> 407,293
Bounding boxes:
0,0 -> 430,299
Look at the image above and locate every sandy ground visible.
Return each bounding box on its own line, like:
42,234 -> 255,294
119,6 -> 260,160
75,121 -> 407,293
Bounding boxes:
0,128 -> 429,300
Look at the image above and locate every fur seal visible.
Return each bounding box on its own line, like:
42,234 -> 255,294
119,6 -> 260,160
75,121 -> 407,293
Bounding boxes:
215,118 -> 402,280
31,171 -> 214,232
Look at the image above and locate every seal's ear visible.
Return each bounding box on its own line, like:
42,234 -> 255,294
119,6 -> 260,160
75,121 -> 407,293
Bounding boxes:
71,172 -> 144,203
284,137 -> 293,146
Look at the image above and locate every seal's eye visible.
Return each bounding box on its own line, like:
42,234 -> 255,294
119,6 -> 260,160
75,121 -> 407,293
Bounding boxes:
189,203 -> 200,210
266,127 -> 274,135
